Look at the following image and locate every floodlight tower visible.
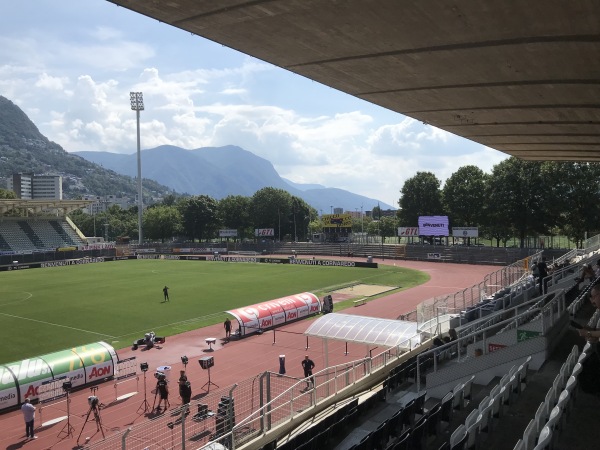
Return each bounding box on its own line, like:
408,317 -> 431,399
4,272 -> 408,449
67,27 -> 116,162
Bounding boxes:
130,92 -> 144,245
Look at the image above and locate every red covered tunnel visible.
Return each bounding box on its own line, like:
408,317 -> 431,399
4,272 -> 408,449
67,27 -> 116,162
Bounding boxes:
227,292 -> 321,336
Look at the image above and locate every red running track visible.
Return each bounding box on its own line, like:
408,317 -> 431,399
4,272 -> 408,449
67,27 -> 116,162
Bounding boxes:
0,259 -> 497,450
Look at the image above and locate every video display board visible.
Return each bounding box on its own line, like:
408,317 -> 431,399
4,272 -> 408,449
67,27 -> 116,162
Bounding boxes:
418,216 -> 449,236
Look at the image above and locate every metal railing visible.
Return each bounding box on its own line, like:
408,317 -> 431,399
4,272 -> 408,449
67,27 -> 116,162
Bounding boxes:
201,343 -> 413,449
84,341 -> 412,450
413,251 -> 543,330
415,288 -> 568,391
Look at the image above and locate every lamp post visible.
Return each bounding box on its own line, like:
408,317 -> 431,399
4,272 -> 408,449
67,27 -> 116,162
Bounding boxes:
130,92 -> 144,245
361,205 -> 364,234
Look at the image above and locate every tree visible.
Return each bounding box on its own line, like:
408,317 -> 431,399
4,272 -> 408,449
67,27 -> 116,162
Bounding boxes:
0,188 -> 17,199
251,188 -> 292,240
178,195 -> 219,242
68,209 -> 95,237
289,195 -> 314,241
218,195 -> 253,240
442,165 -> 488,227
397,172 -> 443,226
541,162 -> 600,247
161,194 -> 179,206
144,205 -> 182,243
380,216 -> 398,241
105,205 -> 138,241
484,158 -> 545,247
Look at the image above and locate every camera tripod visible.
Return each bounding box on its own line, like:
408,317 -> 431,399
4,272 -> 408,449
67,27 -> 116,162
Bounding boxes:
57,389 -> 75,438
77,401 -> 105,445
136,370 -> 150,414
201,365 -> 219,393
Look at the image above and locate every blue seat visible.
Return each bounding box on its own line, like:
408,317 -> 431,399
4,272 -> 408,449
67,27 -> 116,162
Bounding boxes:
389,407 -> 405,438
414,391 -> 427,415
373,419 -> 390,449
393,430 -> 411,450
427,403 -> 442,437
440,392 -> 454,428
402,399 -> 417,427
411,414 -> 429,450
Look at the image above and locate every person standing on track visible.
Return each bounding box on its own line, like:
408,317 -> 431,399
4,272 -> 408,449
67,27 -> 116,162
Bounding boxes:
224,317 -> 232,341
301,355 -> 315,389
155,374 -> 169,413
21,398 -> 37,440
178,370 -> 192,405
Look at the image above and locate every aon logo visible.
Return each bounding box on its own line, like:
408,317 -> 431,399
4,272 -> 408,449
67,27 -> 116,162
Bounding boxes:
89,366 -> 112,379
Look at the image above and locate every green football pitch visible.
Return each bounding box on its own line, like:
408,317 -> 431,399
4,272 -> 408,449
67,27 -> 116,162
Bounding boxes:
0,259 -> 429,363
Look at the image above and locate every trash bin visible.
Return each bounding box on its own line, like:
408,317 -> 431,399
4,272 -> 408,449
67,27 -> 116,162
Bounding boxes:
367,256 -> 373,263
213,251 -> 219,258
278,355 -> 286,375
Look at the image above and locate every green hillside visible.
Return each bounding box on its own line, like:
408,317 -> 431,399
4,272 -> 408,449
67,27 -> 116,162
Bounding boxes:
0,95 -> 174,199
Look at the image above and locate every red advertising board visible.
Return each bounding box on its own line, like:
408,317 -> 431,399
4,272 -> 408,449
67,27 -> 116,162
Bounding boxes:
227,292 -> 320,336
487,343 -> 507,353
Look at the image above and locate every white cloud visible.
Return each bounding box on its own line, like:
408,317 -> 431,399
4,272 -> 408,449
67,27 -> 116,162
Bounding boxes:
0,0 -> 511,207
35,73 -> 68,91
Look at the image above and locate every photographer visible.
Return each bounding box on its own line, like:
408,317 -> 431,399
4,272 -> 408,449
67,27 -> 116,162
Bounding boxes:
178,370 -> 192,405
155,373 -> 169,413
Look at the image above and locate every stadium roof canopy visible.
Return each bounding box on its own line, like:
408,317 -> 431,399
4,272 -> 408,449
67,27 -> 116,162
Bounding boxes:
305,313 -> 420,350
107,0 -> 600,161
0,199 -> 93,215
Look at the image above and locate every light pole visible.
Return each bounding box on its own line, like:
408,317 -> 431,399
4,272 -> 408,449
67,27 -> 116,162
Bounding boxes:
361,205 -> 364,233
130,92 -> 144,245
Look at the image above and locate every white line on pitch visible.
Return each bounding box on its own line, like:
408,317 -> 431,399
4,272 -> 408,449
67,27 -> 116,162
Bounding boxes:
0,312 -> 116,338
0,291 -> 33,307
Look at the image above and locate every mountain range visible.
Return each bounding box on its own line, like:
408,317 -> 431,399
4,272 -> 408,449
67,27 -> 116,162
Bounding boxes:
0,96 -> 173,200
0,94 -> 395,211
74,145 -> 396,212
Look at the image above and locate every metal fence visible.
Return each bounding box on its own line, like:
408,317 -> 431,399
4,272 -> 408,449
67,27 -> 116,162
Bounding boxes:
415,287 -> 569,392
414,251 -> 543,329
84,346 -> 403,450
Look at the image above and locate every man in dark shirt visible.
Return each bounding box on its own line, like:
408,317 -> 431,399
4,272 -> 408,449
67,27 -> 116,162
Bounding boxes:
224,318 -> 232,341
178,370 -> 192,405
301,355 -> 315,388
163,286 -> 169,302
155,375 -> 169,413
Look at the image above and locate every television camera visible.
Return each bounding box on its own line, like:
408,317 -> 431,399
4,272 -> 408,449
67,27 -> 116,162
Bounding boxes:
88,395 -> 100,408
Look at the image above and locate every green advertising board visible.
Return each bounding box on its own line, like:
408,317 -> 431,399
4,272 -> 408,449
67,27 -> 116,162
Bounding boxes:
517,329 -> 541,342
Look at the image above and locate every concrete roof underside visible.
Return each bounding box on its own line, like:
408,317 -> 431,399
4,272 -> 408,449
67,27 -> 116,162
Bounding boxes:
107,0 -> 600,161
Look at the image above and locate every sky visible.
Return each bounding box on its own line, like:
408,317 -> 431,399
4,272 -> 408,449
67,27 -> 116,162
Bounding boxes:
0,1 -> 508,207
